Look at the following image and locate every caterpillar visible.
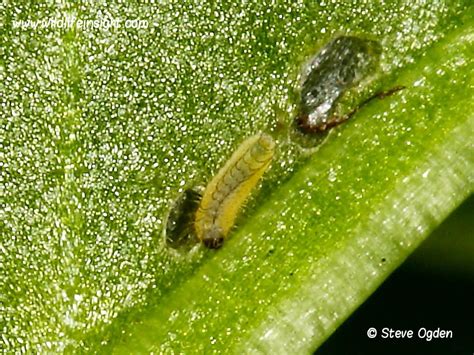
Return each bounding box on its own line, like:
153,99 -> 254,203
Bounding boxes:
194,133 -> 275,249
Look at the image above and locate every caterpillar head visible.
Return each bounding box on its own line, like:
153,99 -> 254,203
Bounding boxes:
202,226 -> 225,249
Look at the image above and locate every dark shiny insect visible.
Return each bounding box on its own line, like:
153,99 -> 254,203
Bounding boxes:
296,36 -> 382,133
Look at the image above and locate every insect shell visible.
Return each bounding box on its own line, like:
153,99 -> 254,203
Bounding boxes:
296,36 -> 382,133
164,188 -> 202,250
194,133 -> 275,249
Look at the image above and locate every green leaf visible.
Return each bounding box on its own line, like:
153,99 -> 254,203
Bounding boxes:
1,2 -> 472,353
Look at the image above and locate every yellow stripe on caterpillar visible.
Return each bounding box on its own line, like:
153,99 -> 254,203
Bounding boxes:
195,133 -> 275,248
